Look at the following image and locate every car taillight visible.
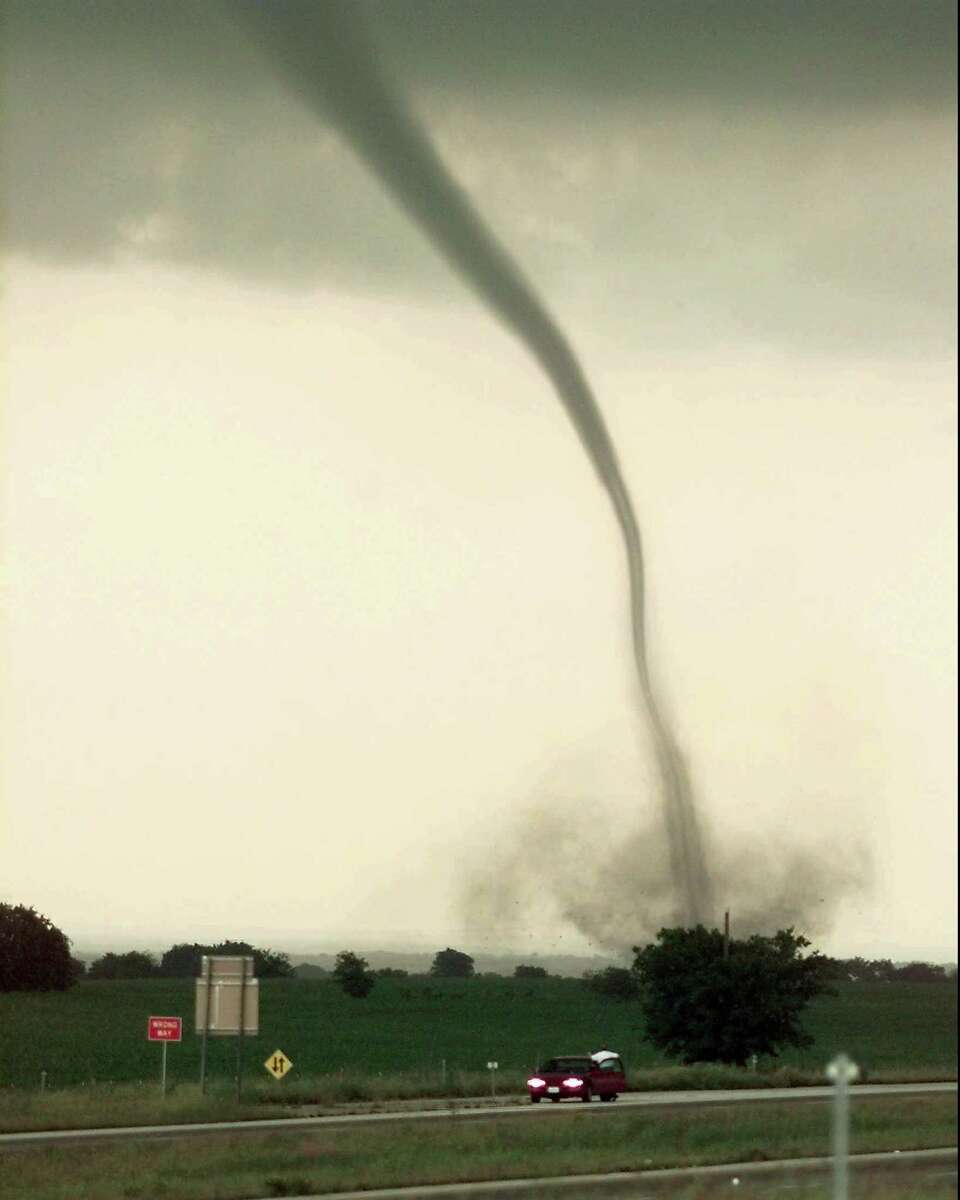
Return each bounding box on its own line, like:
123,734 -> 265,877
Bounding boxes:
527,1077 -> 546,1088
562,1077 -> 583,1088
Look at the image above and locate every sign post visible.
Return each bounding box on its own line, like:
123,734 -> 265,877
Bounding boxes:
235,959 -> 247,1103
826,1053 -> 860,1200
147,1016 -> 182,1095
200,957 -> 212,1094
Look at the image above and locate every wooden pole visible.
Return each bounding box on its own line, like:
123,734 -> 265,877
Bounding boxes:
723,911 -> 730,959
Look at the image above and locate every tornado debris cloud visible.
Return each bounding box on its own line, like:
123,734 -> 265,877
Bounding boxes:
233,0 -> 712,923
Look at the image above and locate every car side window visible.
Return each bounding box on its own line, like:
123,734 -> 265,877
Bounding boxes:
598,1057 -> 623,1072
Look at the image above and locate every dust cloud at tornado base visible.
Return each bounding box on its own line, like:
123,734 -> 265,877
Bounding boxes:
232,1 -> 870,946
460,792 -> 873,955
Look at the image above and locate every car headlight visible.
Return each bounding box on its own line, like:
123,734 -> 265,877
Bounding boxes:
527,1077 -> 546,1088
562,1077 -> 584,1088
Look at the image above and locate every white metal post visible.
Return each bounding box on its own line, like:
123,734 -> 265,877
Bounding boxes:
826,1053 -> 859,1200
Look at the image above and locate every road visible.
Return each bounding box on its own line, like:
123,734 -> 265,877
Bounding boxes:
0,1081 -> 954,1149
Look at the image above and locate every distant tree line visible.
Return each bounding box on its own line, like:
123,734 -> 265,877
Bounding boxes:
84,941 -> 294,980
821,957 -> 956,983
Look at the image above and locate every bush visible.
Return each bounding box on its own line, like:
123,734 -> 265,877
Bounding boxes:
584,966 -> 640,1001
514,964 -> 548,979
88,951 -> 158,980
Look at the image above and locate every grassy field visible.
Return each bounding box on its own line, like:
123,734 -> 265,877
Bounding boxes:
0,976 -> 955,1096
0,1095 -> 954,1199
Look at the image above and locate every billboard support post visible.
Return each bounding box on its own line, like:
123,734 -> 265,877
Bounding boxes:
200,957 -> 212,1094
195,955 -> 258,1097
235,960 -> 247,1102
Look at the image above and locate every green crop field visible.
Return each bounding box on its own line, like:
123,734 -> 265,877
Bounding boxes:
0,976 -> 955,1093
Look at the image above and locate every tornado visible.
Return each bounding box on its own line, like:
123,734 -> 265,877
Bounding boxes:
232,0 -> 713,925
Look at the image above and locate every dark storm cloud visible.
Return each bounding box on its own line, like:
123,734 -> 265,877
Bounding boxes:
374,0 -> 956,109
1,0 -> 956,351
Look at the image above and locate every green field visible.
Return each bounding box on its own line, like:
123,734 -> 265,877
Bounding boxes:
0,976 -> 955,1094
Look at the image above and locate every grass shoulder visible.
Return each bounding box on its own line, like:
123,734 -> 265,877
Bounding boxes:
0,1095 -> 955,1200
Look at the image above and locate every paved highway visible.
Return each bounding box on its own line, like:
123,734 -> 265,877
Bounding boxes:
0,1081 -> 954,1149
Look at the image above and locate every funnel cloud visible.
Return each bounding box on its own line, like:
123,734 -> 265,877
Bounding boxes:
233,0 -> 713,923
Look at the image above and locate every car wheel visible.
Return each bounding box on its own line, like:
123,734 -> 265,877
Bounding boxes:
550,1096 -> 560,1103
600,1093 -> 613,1102
530,1096 -> 541,1104
580,1090 -> 592,1103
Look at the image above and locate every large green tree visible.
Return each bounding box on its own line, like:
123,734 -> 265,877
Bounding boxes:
333,950 -> 376,998
430,947 -> 475,978
633,926 -> 832,1066
0,904 -> 75,992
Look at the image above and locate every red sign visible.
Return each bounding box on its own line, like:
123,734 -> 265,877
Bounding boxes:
147,1016 -> 182,1042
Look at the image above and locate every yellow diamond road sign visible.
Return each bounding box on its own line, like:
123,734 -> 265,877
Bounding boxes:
264,1050 -> 293,1079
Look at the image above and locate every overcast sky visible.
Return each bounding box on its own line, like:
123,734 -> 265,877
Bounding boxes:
2,1 -> 956,961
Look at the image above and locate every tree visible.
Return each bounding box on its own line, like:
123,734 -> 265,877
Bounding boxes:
333,951 -> 376,998
430,947 -> 475,978
159,941 -> 293,978
584,965 -> 640,1002
633,926 -> 832,1066
0,904 -> 75,992
207,940 -> 294,979
159,943 -> 208,977
514,964 -> 548,979
88,951 -> 158,980
294,963 -> 330,979
893,961 -> 949,983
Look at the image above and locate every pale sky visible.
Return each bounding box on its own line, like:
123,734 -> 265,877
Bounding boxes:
2,1 -> 956,962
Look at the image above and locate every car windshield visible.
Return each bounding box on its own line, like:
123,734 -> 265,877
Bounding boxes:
539,1057 -> 592,1074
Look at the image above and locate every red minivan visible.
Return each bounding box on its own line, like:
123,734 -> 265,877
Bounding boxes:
526,1050 -> 626,1103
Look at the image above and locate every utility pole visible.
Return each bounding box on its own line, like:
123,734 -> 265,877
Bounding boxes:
723,910 -> 730,959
